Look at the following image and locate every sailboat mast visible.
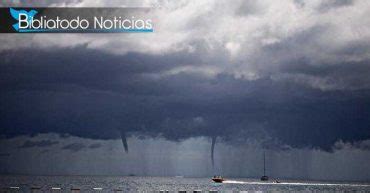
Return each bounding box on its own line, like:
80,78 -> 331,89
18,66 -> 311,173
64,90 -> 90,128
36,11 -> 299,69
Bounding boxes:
263,151 -> 266,176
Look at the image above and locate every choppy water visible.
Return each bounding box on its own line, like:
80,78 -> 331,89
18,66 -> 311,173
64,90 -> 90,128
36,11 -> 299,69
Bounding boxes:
0,175 -> 369,193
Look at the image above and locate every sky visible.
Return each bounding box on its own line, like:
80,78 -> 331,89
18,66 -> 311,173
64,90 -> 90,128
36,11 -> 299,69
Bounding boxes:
1,0 -> 370,181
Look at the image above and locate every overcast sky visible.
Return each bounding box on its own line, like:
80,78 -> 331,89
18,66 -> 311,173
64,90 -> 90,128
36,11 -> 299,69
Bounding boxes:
1,0 -> 370,181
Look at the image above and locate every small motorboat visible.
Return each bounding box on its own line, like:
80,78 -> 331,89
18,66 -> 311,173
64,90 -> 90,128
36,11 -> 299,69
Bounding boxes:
212,176 -> 225,183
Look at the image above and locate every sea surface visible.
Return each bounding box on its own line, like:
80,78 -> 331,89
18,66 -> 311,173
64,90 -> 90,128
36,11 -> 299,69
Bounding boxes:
0,175 -> 369,193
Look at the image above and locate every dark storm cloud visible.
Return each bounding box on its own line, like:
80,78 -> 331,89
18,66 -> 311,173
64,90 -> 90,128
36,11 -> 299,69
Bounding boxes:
19,140 -> 59,148
0,153 -> 11,157
0,45 -> 200,94
1,47 -> 370,151
334,140 -> 370,151
1,0 -> 370,153
1,0 -> 370,180
88,143 -> 102,149
62,143 -> 86,152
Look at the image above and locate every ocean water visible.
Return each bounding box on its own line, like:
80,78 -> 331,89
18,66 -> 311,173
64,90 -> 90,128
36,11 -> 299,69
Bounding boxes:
0,175 -> 369,193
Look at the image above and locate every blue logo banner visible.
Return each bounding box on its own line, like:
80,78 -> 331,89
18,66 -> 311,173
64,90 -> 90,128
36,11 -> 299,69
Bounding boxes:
0,7 -> 154,33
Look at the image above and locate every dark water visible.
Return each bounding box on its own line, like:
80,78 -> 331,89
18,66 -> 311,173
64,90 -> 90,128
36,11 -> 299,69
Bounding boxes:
0,175 -> 369,193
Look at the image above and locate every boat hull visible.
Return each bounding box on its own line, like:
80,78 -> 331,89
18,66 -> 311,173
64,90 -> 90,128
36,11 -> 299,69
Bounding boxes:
260,176 -> 269,181
212,178 -> 224,183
